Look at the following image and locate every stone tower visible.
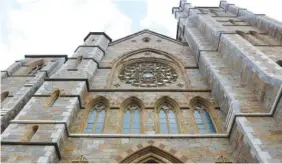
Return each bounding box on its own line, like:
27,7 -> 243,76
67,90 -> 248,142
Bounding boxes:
1,0 -> 282,163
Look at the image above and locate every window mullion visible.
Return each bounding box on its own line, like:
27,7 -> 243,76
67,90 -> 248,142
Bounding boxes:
130,111 -> 133,134
200,113 -> 209,133
166,111 -> 170,134
93,111 -> 99,133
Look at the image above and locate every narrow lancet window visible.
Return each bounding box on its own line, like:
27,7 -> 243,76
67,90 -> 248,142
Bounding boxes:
122,103 -> 140,134
22,125 -> 39,142
194,103 -> 216,133
85,102 -> 106,133
158,103 -> 178,134
47,89 -> 60,107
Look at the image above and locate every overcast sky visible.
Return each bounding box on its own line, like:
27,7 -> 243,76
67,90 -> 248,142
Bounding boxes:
1,0 -> 282,70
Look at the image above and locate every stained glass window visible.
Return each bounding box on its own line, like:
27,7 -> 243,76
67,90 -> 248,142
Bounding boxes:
85,103 -> 106,133
123,103 -> 140,134
194,103 -> 216,134
159,103 -> 178,134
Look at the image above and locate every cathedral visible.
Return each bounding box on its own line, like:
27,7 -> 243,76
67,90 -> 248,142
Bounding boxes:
1,0 -> 282,163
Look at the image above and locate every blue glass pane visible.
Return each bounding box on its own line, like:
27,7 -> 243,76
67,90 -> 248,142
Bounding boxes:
84,128 -> 92,133
203,112 -> 212,122
207,123 -> 216,133
194,111 -> 201,118
195,118 -> 203,124
159,110 -> 166,118
86,123 -> 94,129
123,128 -> 130,133
132,128 -> 140,134
199,128 -> 206,134
160,123 -> 168,134
123,123 -> 130,128
97,112 -> 105,123
170,123 -> 178,133
198,124 -> 205,129
168,111 -> 176,119
95,123 -> 103,133
90,110 -> 97,117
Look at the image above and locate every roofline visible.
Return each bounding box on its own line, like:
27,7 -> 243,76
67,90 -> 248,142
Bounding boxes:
83,32 -> 112,42
24,54 -> 68,62
109,29 -> 188,46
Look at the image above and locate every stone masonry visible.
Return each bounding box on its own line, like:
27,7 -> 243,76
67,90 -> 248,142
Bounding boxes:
1,0 -> 282,163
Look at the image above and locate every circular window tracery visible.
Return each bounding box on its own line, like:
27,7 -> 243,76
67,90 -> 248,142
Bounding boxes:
118,62 -> 178,87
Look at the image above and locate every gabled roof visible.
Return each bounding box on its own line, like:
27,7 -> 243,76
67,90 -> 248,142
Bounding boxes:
109,29 -> 188,46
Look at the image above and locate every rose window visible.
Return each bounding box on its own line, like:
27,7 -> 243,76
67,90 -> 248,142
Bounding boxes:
118,62 -> 178,87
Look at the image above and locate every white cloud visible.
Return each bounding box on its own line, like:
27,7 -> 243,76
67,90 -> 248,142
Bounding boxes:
0,0 -> 132,70
1,0 -> 282,71
141,0 -> 282,39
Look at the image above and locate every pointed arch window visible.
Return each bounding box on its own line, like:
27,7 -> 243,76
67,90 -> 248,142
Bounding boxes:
158,103 -> 178,134
122,103 -> 140,134
85,102 -> 106,133
194,103 -> 216,133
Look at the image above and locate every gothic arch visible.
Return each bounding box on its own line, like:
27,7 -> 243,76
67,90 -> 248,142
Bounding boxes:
82,96 -> 109,133
189,96 -> 223,133
107,48 -> 189,88
115,140 -> 189,163
154,96 -> 182,134
85,96 -> 110,111
118,96 -> 144,133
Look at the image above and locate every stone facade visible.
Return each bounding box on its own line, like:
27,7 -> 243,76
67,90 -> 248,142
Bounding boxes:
1,0 -> 282,163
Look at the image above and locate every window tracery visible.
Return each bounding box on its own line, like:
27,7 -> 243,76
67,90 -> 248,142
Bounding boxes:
122,103 -> 141,134
118,62 -> 178,87
84,102 -> 106,133
215,156 -> 232,163
158,103 -> 178,134
193,103 -> 216,133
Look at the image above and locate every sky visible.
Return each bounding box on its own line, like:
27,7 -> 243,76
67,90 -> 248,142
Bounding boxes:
1,0 -> 282,70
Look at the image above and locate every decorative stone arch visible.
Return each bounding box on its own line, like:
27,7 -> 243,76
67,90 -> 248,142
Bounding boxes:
114,140 -> 189,163
81,96 -> 109,133
1,91 -> 9,102
154,96 -> 182,134
118,96 -> 145,133
46,89 -> 60,107
107,48 -> 189,88
189,96 -> 223,133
